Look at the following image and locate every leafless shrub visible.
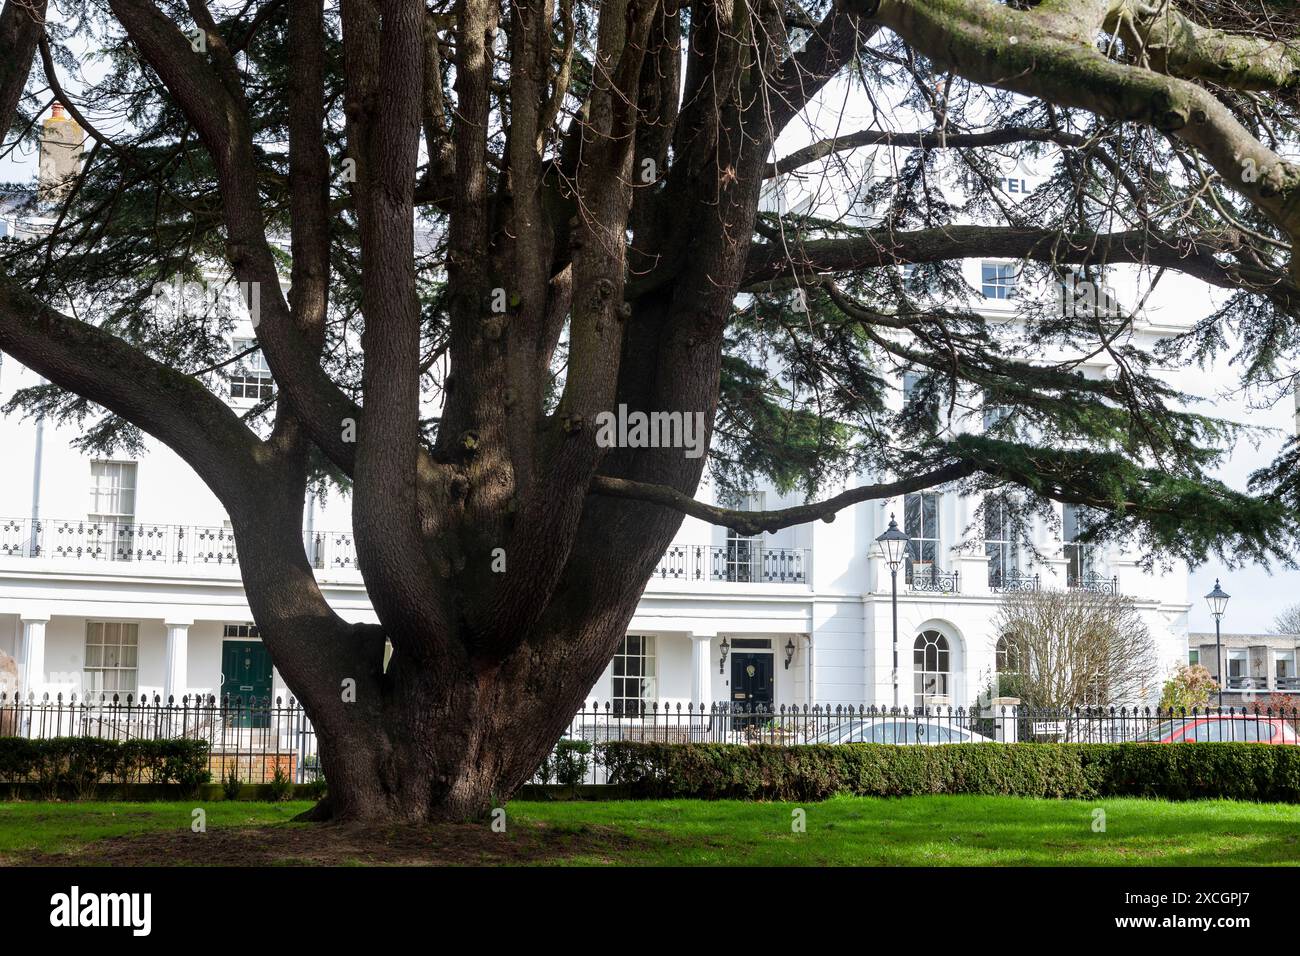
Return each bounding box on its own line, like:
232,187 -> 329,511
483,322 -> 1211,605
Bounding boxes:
993,588 -> 1159,710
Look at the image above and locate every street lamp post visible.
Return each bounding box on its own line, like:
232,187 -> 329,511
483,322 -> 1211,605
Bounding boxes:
1205,579 -> 1230,710
876,513 -> 910,710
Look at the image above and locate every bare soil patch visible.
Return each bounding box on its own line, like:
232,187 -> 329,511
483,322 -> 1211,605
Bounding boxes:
12,820 -> 649,866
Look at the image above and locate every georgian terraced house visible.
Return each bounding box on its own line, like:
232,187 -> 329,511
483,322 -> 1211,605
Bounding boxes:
0,107 -> 1194,728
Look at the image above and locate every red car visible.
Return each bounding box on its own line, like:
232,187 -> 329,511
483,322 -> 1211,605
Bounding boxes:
1136,716 -> 1300,744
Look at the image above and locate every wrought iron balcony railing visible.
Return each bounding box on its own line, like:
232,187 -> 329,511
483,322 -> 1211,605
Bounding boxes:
906,566 -> 960,594
989,570 -> 1039,592
1,518 -> 805,587
1068,573 -> 1119,595
0,517 -> 358,571
653,544 -> 808,585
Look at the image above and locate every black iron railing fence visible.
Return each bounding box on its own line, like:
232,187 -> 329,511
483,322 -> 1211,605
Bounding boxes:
4,695 -> 1297,788
540,701 -> 1300,783
0,693 -> 318,784
907,567 -> 959,593
1068,573 -> 1120,595
989,570 -> 1040,592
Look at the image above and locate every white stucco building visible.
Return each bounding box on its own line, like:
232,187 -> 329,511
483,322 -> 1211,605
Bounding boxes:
0,111 -> 1195,723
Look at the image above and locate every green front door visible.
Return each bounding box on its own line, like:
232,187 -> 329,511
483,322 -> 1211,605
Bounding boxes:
220,640 -> 274,728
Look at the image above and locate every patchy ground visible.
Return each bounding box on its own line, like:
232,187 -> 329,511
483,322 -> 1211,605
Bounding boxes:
2,796 -> 1300,866
14,819 -> 646,867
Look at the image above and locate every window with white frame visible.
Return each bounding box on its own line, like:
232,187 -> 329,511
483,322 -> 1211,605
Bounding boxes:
1275,649 -> 1296,688
223,623 -> 260,639
904,491 -> 941,584
88,460 -> 137,560
229,338 -> 275,401
984,494 -> 1018,587
982,389 -> 1010,432
981,262 -> 1018,299
611,634 -> 656,717
914,630 -> 950,708
89,461 -> 136,523
84,621 -> 139,696
723,491 -> 764,582
994,632 -> 1023,699
901,263 -> 939,296
1062,503 -> 1095,585
902,370 -> 939,427
995,633 -> 1020,676
1227,649 -> 1248,687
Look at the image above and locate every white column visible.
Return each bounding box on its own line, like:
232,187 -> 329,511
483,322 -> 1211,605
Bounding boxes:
956,490 -> 973,544
992,697 -> 1021,742
688,631 -> 715,709
1109,556 -> 1140,599
19,616 -> 48,697
1036,500 -> 1069,587
163,620 -> 191,703
805,635 -> 816,704
955,552 -> 991,595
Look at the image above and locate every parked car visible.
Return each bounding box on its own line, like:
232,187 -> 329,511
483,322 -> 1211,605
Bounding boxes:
1135,716 -> 1300,744
807,719 -> 994,745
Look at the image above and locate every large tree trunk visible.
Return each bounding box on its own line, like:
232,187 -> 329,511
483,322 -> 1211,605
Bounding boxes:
296,616 -> 634,822
227,429 -> 659,823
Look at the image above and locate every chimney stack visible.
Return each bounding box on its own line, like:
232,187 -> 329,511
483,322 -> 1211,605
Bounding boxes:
38,102 -> 83,203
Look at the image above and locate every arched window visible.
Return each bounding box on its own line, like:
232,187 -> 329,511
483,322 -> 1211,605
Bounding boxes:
995,634 -> 1020,674
995,633 -> 1021,698
913,630 -> 950,708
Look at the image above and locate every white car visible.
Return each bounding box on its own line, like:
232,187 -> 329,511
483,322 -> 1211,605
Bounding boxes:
807,719 -> 995,745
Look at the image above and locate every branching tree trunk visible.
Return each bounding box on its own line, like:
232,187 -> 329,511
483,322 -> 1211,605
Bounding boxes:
0,0 -> 1298,819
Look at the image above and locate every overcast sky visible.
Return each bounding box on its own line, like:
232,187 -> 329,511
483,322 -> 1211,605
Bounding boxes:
1183,382 -> 1299,636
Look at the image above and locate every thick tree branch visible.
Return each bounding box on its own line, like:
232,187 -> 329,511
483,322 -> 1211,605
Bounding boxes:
0,0 -> 46,135
743,224 -> 1300,312
849,0 -> 1300,278
0,281 -> 263,503
768,4 -> 875,134
765,125 -> 1090,178
342,0 -> 448,645
1114,1 -> 1300,91
109,0 -> 368,479
286,0 -> 331,350
590,461 -> 979,535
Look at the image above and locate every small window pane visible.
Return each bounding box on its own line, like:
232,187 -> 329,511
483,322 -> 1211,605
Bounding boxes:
981,262 -> 1018,299
611,635 -> 657,717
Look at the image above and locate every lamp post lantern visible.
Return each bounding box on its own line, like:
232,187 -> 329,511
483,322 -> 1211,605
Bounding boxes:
876,513 -> 910,709
1205,579 -> 1230,709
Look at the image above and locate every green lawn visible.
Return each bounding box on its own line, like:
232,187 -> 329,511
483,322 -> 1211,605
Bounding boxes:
0,796 -> 1297,865
0,801 -> 311,857
515,796 -> 1300,865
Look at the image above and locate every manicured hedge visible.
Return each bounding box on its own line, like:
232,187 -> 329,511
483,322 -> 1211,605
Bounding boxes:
597,742 -> 1300,802
0,736 -> 211,797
